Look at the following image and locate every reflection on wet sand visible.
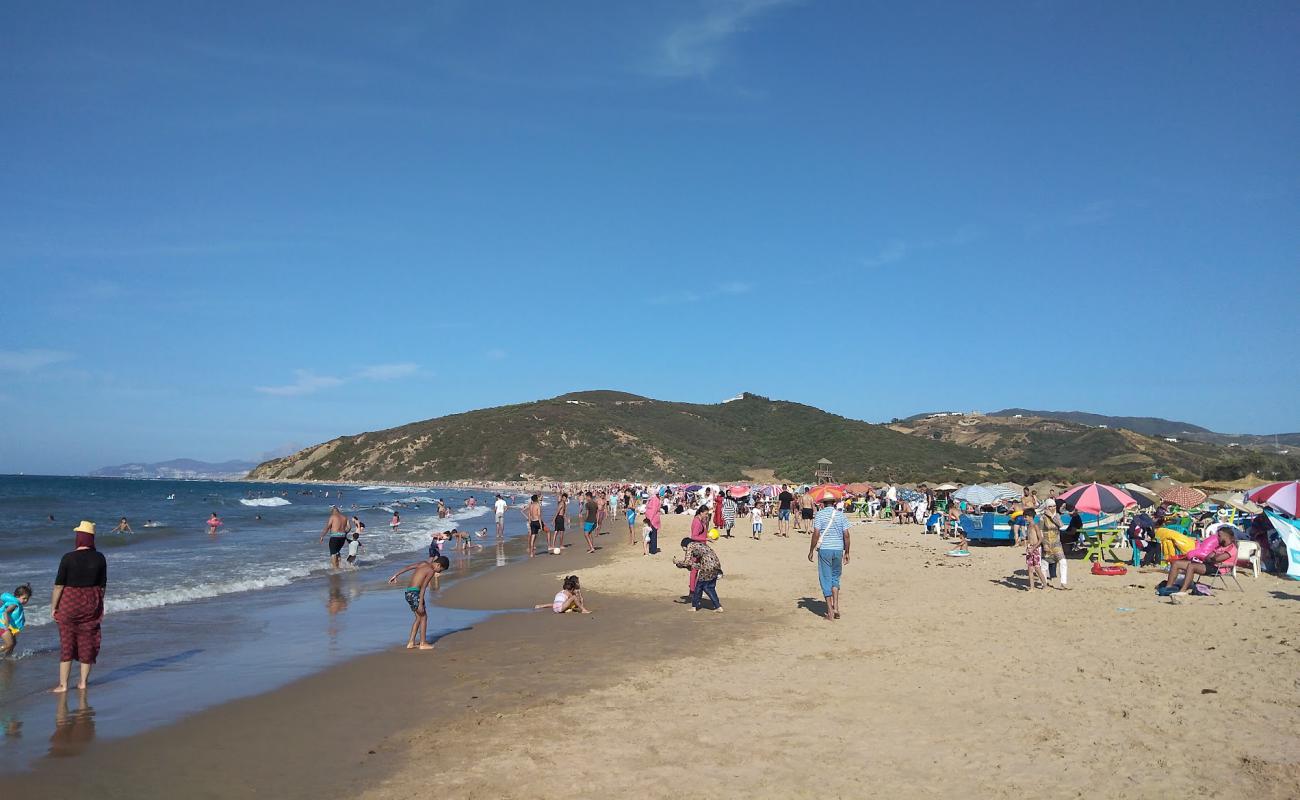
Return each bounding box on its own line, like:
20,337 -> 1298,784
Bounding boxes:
496,541 -> 506,567
48,690 -> 95,758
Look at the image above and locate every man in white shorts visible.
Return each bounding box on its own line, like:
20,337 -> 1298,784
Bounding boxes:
494,494 -> 508,538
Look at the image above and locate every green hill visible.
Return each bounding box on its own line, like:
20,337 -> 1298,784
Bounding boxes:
248,391 -> 984,484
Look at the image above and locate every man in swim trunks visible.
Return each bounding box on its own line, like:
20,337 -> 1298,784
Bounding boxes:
111,517 -> 133,535
319,506 -> 350,570
388,556 -> 449,650
581,491 -> 599,553
522,494 -> 543,557
552,492 -> 569,552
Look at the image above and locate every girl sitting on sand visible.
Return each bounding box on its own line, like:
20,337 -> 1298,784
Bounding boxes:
536,575 -> 590,614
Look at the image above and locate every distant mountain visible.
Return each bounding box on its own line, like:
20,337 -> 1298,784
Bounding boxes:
890,413 -> 1300,483
250,391 -> 983,484
90,459 -> 258,481
987,409 -> 1212,437
985,409 -> 1300,450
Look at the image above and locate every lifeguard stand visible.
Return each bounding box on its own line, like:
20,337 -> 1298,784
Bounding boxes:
815,458 -> 835,484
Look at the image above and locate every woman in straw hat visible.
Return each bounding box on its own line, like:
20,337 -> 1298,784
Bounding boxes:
50,521 -> 108,693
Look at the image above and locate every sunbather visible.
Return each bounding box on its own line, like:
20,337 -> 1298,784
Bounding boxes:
1160,527 -> 1237,596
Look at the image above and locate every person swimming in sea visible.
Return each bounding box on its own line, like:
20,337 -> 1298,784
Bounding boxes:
110,517 -> 133,534
207,513 -> 223,534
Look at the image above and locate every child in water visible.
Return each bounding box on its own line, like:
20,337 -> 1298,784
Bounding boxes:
0,584 -> 32,656
536,575 -> 590,614
346,531 -> 363,566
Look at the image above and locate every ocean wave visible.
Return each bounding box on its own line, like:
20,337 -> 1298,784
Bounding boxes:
239,497 -> 292,507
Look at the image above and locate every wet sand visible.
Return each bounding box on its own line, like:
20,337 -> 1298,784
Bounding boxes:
9,515 -> 1300,799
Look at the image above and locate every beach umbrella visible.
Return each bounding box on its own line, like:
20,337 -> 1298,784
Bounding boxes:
933,483 -> 959,492
684,484 -> 703,492
845,482 -> 872,494
727,485 -> 750,498
953,484 -> 999,506
1208,491 -> 1262,515
807,484 -> 845,503
987,484 -> 1023,502
760,485 -> 777,497
1058,482 -> 1138,516
1247,480 -> 1300,516
1122,483 -> 1159,503
1158,485 -> 1208,509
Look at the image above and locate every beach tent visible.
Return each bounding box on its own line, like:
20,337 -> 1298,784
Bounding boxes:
1265,511 -> 1300,581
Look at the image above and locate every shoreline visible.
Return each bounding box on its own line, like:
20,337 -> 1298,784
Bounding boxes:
7,513 -> 1298,798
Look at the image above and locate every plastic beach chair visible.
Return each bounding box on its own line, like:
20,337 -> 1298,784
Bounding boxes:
1197,561 -> 1244,593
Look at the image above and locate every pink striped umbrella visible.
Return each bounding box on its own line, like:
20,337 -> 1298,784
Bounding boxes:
1247,480 -> 1300,516
727,485 -> 751,498
1058,482 -> 1138,515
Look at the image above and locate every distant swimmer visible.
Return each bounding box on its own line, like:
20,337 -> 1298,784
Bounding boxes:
111,517 -> 133,535
388,556 -> 449,651
390,511 -> 401,530
320,507 -> 349,569
436,500 -> 448,519
207,513 -> 223,534
466,496 -> 476,509
47,515 -> 55,523
143,520 -> 161,528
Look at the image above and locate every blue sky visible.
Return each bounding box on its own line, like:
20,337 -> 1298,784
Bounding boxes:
2,1 -> 1297,474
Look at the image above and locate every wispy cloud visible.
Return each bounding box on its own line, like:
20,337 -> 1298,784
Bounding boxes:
256,363 -> 423,397
356,362 -> 419,381
649,282 -> 753,305
0,348 -> 75,372
1064,200 -> 1115,227
254,370 -> 345,397
861,241 -> 909,269
485,349 -> 508,361
860,226 -> 983,270
651,0 -> 800,78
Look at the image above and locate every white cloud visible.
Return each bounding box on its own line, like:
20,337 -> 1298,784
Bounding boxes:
862,241 -> 908,269
357,362 -> 418,381
0,348 -> 75,372
255,370 -> 345,397
652,0 -> 799,78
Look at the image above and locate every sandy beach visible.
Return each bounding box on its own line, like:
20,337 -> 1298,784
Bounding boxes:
8,513 -> 1298,799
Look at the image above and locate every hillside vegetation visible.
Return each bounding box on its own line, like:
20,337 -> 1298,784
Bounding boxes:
250,392 -> 1297,485
250,392 -> 983,483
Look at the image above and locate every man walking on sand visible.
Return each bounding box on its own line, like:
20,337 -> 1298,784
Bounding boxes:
522,494 -> 543,557
388,556 -> 449,650
319,507 -> 350,570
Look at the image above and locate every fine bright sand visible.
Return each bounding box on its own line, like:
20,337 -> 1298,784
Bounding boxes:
360,514 -> 1299,800
11,514 -> 1298,799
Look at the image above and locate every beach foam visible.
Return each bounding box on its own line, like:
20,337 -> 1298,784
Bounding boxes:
239,497 -> 292,507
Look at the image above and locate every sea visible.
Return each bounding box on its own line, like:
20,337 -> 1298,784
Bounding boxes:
0,475 -> 554,771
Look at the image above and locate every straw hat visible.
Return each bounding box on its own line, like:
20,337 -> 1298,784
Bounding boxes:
73,520 -> 96,535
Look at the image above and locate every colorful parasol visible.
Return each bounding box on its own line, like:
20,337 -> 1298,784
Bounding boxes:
1058,482 -> 1138,516
1246,480 -> 1300,516
807,485 -> 845,503
727,485 -> 750,498
1157,485 -> 1208,509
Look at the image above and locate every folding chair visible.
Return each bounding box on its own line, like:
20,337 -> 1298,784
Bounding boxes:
1198,561 -> 1244,592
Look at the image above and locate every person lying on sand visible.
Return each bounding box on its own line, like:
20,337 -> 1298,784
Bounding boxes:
388,556 -> 449,650
535,575 -> 590,614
